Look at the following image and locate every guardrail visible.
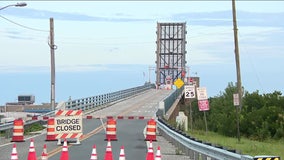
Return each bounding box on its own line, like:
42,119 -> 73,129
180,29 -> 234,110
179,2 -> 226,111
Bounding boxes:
0,83 -> 155,132
157,118 -> 254,160
157,88 -> 280,160
65,82 -> 155,111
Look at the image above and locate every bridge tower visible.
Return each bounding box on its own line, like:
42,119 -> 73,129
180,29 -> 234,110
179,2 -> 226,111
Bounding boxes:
155,22 -> 187,86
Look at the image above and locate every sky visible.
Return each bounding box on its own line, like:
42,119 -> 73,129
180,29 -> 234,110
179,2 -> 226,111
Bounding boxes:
0,1 -> 284,105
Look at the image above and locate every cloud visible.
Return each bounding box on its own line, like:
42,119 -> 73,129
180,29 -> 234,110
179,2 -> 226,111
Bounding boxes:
0,64 -> 148,73
105,47 -> 120,54
172,10 -> 284,27
4,8 -> 284,27
4,8 -> 153,22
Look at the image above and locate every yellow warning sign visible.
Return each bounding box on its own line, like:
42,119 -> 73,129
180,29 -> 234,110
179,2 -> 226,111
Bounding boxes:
174,78 -> 184,89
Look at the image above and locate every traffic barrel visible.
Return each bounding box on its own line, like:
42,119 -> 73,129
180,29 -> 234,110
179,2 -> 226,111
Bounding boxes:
27,138 -> 37,160
145,119 -> 157,141
11,119 -> 25,142
105,118 -> 117,141
60,139 -> 69,160
10,143 -> 18,160
104,139 -> 113,160
119,146 -> 126,160
46,118 -> 56,141
90,145 -> 98,160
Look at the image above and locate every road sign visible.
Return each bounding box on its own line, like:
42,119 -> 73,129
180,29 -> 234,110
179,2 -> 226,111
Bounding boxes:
54,110 -> 83,139
198,99 -> 210,111
184,85 -> 195,99
196,87 -> 208,100
233,93 -> 239,106
174,78 -> 184,89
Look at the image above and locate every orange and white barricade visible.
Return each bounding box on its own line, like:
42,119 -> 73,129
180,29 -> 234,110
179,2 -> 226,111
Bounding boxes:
105,118 -> 117,141
46,118 -> 56,141
55,110 -> 83,145
11,119 -> 25,142
145,119 -> 157,141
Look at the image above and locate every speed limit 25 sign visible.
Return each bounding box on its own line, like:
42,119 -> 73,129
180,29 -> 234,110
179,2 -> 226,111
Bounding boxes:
184,85 -> 196,99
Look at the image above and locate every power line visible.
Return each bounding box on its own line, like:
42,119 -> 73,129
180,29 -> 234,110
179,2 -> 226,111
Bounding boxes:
0,15 -> 49,32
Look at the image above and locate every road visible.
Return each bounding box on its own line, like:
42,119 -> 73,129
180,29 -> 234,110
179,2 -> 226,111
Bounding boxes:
1,89 -> 188,160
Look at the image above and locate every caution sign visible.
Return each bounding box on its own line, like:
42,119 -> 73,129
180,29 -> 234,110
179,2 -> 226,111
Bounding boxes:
54,110 -> 83,139
253,156 -> 280,160
174,78 -> 184,89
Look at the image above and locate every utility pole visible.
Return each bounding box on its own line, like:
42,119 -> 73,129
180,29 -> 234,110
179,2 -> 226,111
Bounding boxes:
232,0 -> 242,142
49,18 -> 56,111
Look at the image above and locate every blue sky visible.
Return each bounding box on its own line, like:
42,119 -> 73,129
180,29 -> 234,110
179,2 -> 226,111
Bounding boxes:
0,1 -> 284,104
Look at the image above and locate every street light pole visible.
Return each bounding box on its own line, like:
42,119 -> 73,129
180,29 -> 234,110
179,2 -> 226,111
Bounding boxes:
0,2 -> 27,11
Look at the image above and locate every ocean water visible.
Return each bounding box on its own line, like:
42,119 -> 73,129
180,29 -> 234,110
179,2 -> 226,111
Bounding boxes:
0,64 -> 152,105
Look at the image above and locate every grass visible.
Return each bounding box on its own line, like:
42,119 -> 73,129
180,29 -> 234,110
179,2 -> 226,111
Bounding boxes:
188,130 -> 283,159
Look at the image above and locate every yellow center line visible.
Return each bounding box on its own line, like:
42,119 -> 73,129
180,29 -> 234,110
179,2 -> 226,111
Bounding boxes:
37,124 -> 105,160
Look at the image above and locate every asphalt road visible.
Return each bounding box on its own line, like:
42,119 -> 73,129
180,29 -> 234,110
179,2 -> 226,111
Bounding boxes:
0,89 -> 174,160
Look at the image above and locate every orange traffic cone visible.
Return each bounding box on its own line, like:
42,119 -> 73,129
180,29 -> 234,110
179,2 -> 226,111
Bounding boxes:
41,144 -> 48,160
119,146 -> 126,160
104,139 -> 113,160
155,146 -> 161,160
27,138 -> 37,160
146,141 -> 154,160
90,145 -> 98,160
60,139 -> 69,160
10,143 -> 18,160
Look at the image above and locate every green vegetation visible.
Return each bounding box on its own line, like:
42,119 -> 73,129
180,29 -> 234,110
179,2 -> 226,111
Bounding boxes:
190,130 -> 284,159
24,123 -> 45,135
177,82 -> 284,158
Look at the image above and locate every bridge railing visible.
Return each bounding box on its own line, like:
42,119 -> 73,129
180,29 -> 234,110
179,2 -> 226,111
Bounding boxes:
65,82 -> 155,111
0,83 -> 155,132
157,118 -> 254,160
164,86 -> 184,113
157,86 -> 184,117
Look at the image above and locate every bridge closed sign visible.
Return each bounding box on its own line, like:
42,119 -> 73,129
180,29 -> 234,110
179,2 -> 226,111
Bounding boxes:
55,116 -> 82,133
54,110 -> 83,139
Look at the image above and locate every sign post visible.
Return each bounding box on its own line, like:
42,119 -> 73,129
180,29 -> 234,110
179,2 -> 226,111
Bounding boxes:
196,87 -> 209,133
